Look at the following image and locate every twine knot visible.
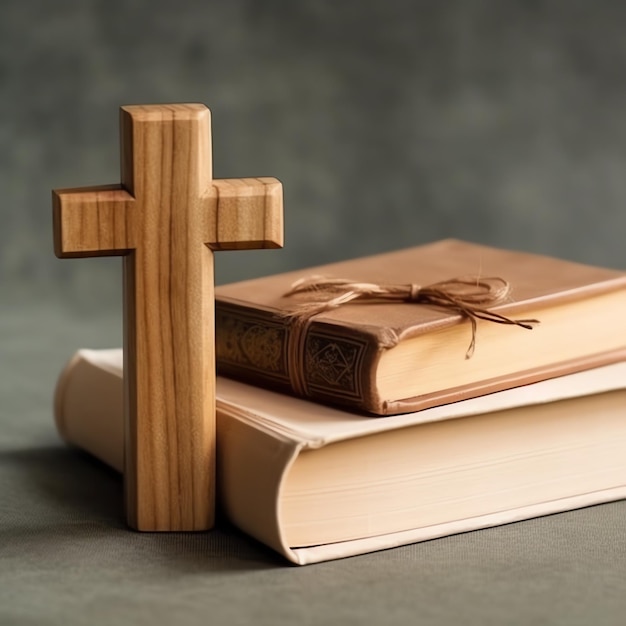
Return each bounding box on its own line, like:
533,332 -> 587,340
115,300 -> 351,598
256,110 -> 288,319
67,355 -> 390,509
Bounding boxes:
283,275 -> 539,359
408,284 -> 422,301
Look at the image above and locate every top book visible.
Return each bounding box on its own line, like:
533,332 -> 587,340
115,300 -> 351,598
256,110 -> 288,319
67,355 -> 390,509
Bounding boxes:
215,239 -> 626,415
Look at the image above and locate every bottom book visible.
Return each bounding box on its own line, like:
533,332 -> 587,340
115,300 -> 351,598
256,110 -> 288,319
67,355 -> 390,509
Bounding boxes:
54,349 -> 626,565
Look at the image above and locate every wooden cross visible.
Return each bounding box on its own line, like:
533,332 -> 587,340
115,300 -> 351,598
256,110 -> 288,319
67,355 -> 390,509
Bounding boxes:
52,103 -> 283,531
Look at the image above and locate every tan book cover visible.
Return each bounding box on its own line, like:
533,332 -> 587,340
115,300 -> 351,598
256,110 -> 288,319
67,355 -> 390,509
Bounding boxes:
55,348 -> 626,565
215,239 -> 626,415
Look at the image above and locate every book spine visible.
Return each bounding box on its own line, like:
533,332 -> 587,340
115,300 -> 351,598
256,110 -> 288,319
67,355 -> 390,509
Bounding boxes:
215,300 -> 382,412
54,351 -> 125,473
218,413 -> 300,562
54,350 -> 300,563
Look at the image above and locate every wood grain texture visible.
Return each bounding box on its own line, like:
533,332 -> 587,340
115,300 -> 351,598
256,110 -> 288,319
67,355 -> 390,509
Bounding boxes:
53,103 -> 283,531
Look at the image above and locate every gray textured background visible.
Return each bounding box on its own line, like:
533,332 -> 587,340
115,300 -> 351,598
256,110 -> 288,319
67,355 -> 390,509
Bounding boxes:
2,0 -> 626,313
2,2 -> 626,625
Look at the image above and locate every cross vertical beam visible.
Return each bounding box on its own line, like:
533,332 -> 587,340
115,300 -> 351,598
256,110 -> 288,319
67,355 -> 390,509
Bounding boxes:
53,104 -> 283,531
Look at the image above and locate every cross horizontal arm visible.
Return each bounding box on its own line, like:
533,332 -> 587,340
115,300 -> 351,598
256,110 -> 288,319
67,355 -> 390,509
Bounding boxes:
53,184 -> 135,257
205,177 -> 283,250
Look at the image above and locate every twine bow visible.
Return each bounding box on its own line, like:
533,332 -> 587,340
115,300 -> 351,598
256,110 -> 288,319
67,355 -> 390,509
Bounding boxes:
283,275 -> 539,358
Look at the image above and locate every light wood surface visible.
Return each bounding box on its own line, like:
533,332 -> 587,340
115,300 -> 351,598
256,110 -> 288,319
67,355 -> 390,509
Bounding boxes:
53,103 -> 283,531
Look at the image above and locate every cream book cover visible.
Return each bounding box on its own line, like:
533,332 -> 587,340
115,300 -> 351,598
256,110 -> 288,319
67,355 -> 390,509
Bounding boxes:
55,349 -> 626,565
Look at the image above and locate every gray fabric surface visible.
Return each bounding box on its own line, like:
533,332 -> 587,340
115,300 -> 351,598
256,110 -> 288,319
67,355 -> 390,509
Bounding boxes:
2,2 -> 626,624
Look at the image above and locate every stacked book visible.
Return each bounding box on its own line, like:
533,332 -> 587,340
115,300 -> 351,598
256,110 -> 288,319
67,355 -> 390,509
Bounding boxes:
54,239 -> 626,565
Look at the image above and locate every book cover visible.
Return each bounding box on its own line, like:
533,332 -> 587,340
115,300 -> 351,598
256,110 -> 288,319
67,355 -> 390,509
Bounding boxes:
55,348 -> 626,565
214,239 -> 626,415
